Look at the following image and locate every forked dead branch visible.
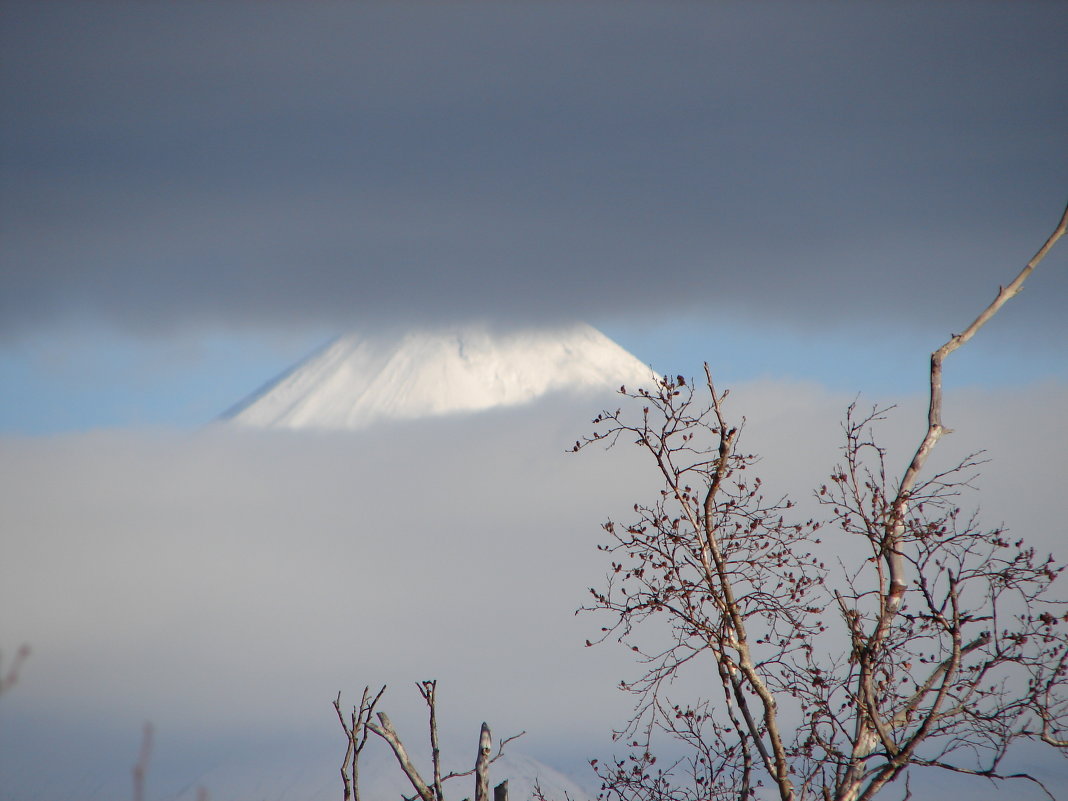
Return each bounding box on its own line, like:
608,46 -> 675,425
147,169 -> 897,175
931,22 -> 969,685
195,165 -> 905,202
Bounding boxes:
575,201 -> 1068,801
334,680 -> 523,801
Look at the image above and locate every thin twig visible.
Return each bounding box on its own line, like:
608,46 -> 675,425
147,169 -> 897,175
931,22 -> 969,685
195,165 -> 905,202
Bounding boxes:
132,723 -> 153,801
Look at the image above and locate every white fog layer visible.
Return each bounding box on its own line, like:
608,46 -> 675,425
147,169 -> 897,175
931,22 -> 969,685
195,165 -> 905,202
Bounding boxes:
2,376 -> 1066,799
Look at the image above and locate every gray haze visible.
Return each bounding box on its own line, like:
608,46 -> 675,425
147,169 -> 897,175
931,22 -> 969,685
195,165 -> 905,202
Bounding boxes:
2,381 -> 1066,798
2,2 -> 1066,342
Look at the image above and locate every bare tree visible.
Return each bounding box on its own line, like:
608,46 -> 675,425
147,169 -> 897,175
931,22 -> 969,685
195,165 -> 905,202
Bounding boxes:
335,680 -> 524,801
575,202 -> 1068,801
334,685 -> 386,801
132,722 -> 153,801
0,645 -> 29,698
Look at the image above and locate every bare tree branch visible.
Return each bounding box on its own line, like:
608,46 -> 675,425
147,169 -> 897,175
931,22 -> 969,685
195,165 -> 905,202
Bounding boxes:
336,683 -> 524,801
367,712 -> 437,801
579,201 -> 1068,801
418,680 -> 446,801
131,723 -> 153,801
0,645 -> 30,697
475,723 -> 492,801
335,685 -> 386,801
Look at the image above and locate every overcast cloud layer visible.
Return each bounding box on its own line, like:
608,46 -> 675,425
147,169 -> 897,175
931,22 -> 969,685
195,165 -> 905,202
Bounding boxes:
2,2 -> 1066,342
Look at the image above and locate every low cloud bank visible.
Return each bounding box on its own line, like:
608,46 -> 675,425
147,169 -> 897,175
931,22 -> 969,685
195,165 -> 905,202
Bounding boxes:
1,381 -> 1065,799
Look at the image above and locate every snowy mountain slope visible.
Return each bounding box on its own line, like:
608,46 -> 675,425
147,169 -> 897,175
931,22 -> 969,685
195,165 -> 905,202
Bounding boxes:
224,323 -> 656,430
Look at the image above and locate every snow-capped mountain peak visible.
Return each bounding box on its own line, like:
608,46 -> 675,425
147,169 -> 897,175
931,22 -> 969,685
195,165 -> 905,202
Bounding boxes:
224,322 -> 655,431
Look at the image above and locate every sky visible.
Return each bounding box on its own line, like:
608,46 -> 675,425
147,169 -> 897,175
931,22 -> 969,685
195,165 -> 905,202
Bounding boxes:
1,2 -> 1067,799
1,1 -> 1066,432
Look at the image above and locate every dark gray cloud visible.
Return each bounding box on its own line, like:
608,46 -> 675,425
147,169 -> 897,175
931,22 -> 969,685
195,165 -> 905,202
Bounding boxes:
2,2 -> 1066,340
